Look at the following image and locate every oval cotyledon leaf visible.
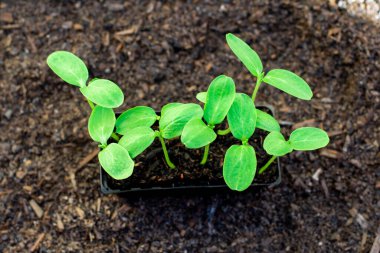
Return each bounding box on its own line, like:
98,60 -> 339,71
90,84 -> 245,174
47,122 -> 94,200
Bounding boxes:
181,118 -> 217,149
227,93 -> 257,141
263,69 -> 313,100
47,51 -> 88,88
116,106 -> 157,135
159,103 -> 203,139
223,144 -> 257,191
196,92 -> 207,103
118,127 -> 156,158
226,33 -> 263,77
88,106 -> 115,145
80,79 -> 124,108
204,75 -> 236,125
263,131 -> 293,156
256,109 -> 280,132
289,127 -> 329,151
98,143 -> 134,180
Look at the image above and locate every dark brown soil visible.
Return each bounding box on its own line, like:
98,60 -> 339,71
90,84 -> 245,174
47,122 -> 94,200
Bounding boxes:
103,126 -> 279,192
1,0 -> 379,252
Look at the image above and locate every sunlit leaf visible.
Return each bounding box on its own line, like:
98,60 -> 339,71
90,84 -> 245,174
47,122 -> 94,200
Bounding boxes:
263,69 -> 313,100
161,103 -> 183,115
223,144 -> 257,191
263,131 -> 293,156
118,127 -> 156,158
47,51 -> 88,88
196,92 -> 207,103
181,118 -> 217,149
159,103 -> 203,139
227,93 -> 257,141
88,106 -> 115,145
80,79 -> 124,108
99,143 -> 134,180
256,109 -> 280,132
204,75 -> 236,125
289,127 -> 329,150
226,33 -> 263,77
116,106 -> 157,135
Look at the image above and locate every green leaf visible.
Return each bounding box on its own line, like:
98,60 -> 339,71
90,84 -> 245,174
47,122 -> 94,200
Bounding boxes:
159,103 -> 203,139
256,109 -> 281,132
289,127 -> 329,150
99,143 -> 134,180
116,106 -> 157,135
118,127 -> 156,158
181,118 -> 217,149
161,103 -> 183,115
223,144 -> 257,191
204,75 -> 236,125
226,33 -> 263,77
47,51 -> 89,88
227,93 -> 257,141
263,69 -> 313,100
196,92 -> 207,103
88,106 -> 115,145
80,79 -> 124,108
263,131 -> 293,156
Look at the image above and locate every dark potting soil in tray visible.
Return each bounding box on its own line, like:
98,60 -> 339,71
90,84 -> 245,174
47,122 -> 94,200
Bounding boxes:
102,126 -> 278,191
3,0 -> 380,251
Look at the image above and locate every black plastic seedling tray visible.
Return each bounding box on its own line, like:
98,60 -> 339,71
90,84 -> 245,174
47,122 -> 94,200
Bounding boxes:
100,105 -> 282,195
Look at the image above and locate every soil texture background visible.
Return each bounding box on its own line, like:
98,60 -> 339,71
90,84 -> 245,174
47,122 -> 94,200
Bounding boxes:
0,0 -> 379,252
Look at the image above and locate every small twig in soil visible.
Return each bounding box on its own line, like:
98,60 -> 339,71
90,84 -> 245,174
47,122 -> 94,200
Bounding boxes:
29,199 -> 44,219
30,232 -> 45,252
78,148 -> 99,170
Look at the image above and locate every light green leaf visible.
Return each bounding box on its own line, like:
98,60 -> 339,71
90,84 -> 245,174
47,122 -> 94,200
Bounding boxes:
227,93 -> 257,141
118,127 -> 156,158
88,106 -> 115,145
204,75 -> 236,125
161,103 -> 183,115
196,92 -> 207,103
223,144 -> 257,191
47,51 -> 88,88
116,106 -> 157,135
80,79 -> 124,108
181,118 -> 217,149
159,103 -> 203,139
226,33 -> 263,77
256,109 -> 281,132
263,131 -> 293,156
289,127 -> 329,150
99,143 -> 134,180
263,69 -> 313,100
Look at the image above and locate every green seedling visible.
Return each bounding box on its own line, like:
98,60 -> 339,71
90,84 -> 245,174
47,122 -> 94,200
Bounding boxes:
47,51 -> 135,180
158,102 -> 203,168
223,93 -> 257,191
196,91 -> 280,133
181,75 -> 236,164
225,33 -> 312,101
47,32 -> 330,192
260,127 -> 330,174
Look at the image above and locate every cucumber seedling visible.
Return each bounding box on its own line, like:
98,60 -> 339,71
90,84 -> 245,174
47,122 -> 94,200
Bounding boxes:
181,75 -> 236,164
47,32 -> 330,192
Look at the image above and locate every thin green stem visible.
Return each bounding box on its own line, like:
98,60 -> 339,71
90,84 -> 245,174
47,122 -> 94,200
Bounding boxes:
217,128 -> 231,135
251,73 -> 264,103
156,131 -> 175,169
258,155 -> 277,174
200,144 -> 210,165
87,99 -> 95,110
111,133 -> 120,142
